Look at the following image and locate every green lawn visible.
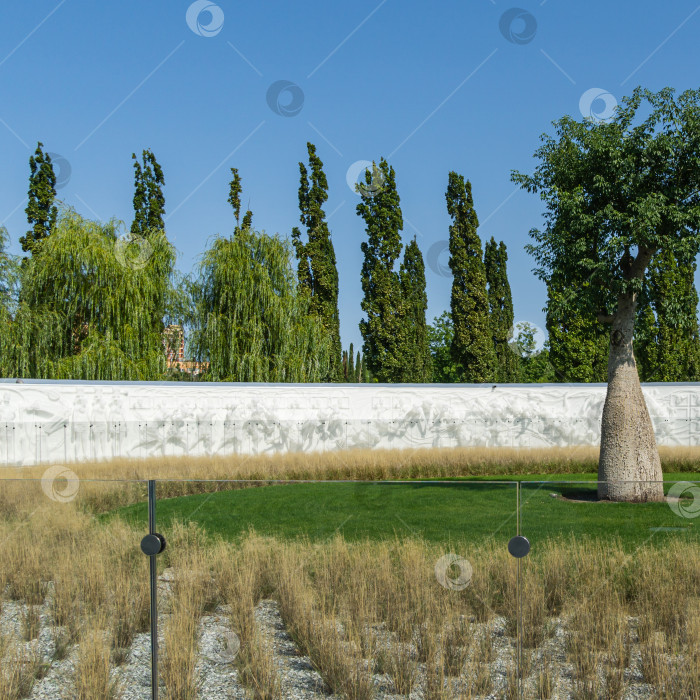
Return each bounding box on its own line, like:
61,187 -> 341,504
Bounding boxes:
111,474 -> 699,549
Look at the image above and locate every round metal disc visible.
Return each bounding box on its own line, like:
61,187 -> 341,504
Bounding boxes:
141,533 -> 162,556
508,535 -> 531,558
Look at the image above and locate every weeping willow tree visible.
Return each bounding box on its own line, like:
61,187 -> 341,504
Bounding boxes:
1,208 -> 180,379
189,229 -> 332,382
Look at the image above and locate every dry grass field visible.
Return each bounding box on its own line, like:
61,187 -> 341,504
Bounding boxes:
0,446 -> 698,698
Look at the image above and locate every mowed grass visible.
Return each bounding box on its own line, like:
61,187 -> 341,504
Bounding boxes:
111,475 -> 699,548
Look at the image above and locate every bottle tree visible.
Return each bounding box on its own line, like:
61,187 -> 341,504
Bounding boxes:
356,159 -> 407,383
446,172 -> 496,382
399,237 -> 431,382
291,143 -> 341,381
513,87 -> 700,502
484,237 -> 519,382
20,142 -> 57,261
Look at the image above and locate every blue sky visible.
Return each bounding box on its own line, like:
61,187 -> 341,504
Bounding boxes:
1,0 -> 699,352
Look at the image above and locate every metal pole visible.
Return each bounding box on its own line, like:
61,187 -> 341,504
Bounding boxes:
148,480 -> 158,700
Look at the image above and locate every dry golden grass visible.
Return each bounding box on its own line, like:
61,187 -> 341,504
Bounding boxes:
0,457 -> 699,698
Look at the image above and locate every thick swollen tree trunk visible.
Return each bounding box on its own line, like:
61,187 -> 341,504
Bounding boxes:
598,292 -> 664,502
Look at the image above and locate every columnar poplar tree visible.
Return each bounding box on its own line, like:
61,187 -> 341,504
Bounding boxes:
484,237 -> 519,382
20,143 -> 57,259
545,274 -> 609,382
131,149 -> 165,238
228,167 -> 253,235
189,228 -> 332,382
446,172 -> 496,382
513,87 -> 700,502
400,237 -> 431,382
357,158 -> 406,382
291,143 -> 341,380
635,248 -> 700,381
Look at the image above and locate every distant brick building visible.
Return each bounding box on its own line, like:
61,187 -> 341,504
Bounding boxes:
163,325 -> 208,376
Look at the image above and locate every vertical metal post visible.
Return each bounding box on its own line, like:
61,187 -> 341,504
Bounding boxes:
140,487 -> 166,697
148,479 -> 158,700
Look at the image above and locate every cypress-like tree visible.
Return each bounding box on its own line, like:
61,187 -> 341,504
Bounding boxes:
347,342 -> 355,382
131,149 -> 166,238
228,167 -> 242,231
355,350 -> 362,382
446,172 -> 496,382
20,142 -> 58,259
188,228 -> 332,382
357,158 -> 406,382
484,238 -> 519,382
399,237 -> 431,382
635,247 -> 700,381
291,143 -> 341,380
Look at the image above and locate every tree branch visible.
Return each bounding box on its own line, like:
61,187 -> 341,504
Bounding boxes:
597,312 -> 615,324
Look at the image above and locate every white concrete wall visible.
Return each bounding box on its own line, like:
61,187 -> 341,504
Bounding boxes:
0,380 -> 698,466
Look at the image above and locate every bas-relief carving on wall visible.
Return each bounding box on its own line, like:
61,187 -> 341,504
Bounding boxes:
0,383 -> 696,467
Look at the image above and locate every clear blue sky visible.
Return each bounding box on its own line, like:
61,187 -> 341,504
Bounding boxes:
1,0 -> 699,353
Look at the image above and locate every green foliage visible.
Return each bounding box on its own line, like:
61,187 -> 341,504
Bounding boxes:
427,311 -> 460,382
446,172 -> 496,382
20,142 -> 57,259
513,87 -> 700,377
511,322 -> 556,383
2,209 -> 176,379
545,280 -> 608,382
356,158 -> 407,382
635,247 -> 700,381
188,228 -> 332,382
484,238 -> 519,382
228,167 -> 243,229
0,226 -> 19,318
291,143 -> 342,380
131,149 -> 165,238
399,238 -> 431,382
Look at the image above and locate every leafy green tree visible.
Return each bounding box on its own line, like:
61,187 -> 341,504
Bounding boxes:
399,237 -> 431,381
545,274 -> 609,382
356,158 -> 407,382
347,342 -> 355,382
484,238 -> 519,382
355,349 -> 362,382
512,86 -> 700,502
228,167 -> 253,235
635,247 -> 700,381
510,322 -> 556,382
0,226 -> 19,319
291,143 -> 341,380
188,228 -> 332,382
131,149 -> 165,238
2,209 -> 176,379
20,142 -> 57,259
427,311 -> 460,382
446,172 -> 496,382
